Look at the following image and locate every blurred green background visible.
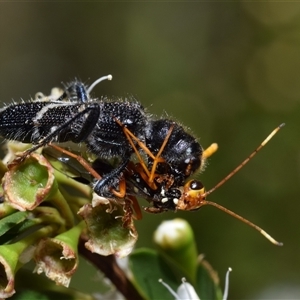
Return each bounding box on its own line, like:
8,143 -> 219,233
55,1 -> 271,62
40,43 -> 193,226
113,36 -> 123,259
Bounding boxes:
0,2 -> 299,299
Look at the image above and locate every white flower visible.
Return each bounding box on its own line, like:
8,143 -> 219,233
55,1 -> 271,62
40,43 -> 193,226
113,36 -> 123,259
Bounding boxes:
159,268 -> 232,300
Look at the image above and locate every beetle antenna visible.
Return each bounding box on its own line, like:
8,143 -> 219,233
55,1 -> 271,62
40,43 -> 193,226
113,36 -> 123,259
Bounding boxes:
87,74 -> 113,94
203,200 -> 283,246
204,123 -> 285,197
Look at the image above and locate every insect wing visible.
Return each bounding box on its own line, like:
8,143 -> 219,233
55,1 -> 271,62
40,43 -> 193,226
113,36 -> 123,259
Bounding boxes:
0,101 -> 86,144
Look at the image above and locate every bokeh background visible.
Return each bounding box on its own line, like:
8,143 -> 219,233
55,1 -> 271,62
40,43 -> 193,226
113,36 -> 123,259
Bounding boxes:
0,2 -> 299,299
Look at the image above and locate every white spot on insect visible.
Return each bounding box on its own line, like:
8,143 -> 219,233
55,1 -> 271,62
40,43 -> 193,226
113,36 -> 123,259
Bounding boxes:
173,198 -> 179,205
78,104 -> 87,112
186,147 -> 192,155
32,127 -> 40,141
50,126 -> 58,133
184,158 -> 190,164
161,197 -> 168,203
160,187 -> 165,196
134,187 -> 139,193
135,177 -> 141,183
143,187 -> 148,193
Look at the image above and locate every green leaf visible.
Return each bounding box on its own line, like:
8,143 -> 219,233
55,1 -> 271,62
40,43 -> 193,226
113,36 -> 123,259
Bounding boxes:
129,248 -> 180,300
0,219 -> 37,244
11,290 -> 50,300
194,259 -> 223,300
130,248 -> 224,300
12,268 -> 95,300
0,211 -> 28,237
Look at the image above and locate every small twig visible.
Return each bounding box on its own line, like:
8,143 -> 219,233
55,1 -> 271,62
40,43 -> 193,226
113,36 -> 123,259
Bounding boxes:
78,237 -> 144,300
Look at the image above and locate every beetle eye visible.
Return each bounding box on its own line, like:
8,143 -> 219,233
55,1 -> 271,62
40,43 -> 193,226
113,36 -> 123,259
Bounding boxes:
189,180 -> 203,190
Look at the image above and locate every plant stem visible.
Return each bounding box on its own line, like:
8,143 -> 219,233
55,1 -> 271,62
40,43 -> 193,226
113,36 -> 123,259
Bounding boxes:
78,237 -> 144,300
